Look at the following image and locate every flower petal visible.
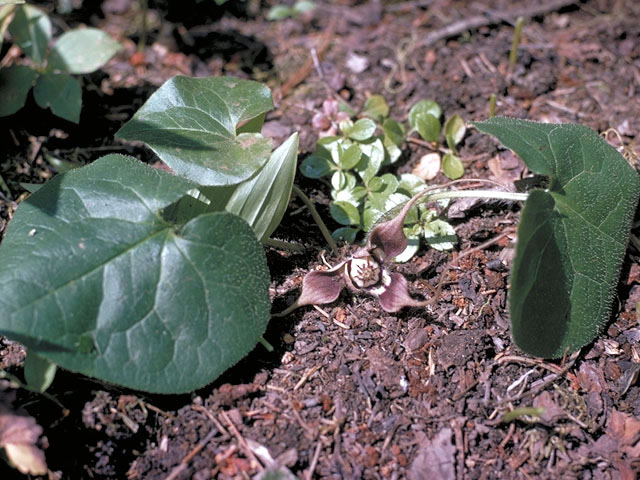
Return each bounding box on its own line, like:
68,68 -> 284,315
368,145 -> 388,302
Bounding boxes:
297,268 -> 346,306
274,263 -> 347,316
367,189 -> 427,260
375,272 -> 430,312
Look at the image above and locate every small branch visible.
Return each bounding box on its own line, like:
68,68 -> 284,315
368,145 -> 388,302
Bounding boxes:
291,184 -> 338,251
416,0 -> 578,49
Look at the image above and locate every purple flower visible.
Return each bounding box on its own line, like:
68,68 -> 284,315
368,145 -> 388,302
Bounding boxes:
311,99 -> 351,137
276,191 -> 433,315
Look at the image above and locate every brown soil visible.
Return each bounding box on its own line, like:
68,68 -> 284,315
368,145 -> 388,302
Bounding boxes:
1,0 -> 640,479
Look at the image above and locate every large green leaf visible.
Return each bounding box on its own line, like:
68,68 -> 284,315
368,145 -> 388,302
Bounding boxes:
116,76 -> 274,186
33,73 -> 82,123
474,117 -> 640,358
225,133 -> 298,241
8,4 -> 51,64
0,154 -> 271,393
0,65 -> 38,116
47,28 -> 121,74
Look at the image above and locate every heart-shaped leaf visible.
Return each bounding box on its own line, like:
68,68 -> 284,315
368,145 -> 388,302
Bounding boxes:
33,73 -> 82,123
116,76 -> 274,186
0,154 -> 271,393
0,66 -> 38,116
331,201 -> 360,226
474,117 -> 640,358
8,5 -> 51,64
47,28 -> 120,74
224,133 -> 298,241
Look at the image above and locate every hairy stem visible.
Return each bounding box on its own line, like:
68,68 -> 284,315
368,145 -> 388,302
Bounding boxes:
425,189 -> 529,203
263,237 -> 306,252
292,184 -> 338,251
509,16 -> 525,67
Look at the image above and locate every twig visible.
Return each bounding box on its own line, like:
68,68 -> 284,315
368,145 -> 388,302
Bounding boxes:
191,404 -> 230,439
496,351 -> 580,405
294,365 -> 321,391
220,410 -> 264,472
415,0 -> 578,49
280,17 -> 337,97
164,429 -> 217,480
263,237 -> 307,252
305,441 -> 323,480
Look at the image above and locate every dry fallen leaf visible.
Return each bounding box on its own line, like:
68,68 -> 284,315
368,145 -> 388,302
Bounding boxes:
412,153 -> 441,181
0,396 -> 47,475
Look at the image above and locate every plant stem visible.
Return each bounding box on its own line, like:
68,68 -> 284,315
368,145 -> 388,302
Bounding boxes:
489,94 -> 497,117
291,184 -> 338,251
509,17 -> 525,67
420,190 -> 529,202
258,336 -> 274,352
425,189 -> 529,203
138,0 -> 148,53
263,237 -> 306,252
0,369 -> 67,411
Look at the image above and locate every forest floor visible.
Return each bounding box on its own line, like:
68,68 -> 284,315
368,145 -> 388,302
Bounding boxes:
1,0 -> 640,479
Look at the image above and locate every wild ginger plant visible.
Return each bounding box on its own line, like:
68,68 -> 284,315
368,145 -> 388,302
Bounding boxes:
0,66 -> 636,397
289,117 -> 640,360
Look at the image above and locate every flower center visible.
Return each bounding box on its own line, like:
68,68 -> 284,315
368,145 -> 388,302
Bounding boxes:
348,256 -> 382,289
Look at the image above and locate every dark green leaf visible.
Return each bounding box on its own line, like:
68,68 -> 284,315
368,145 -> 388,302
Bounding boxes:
382,118 -> 405,146
332,227 -> 359,244
339,143 -> 362,170
441,152 -> 464,179
474,117 -> 640,357
300,155 -> 335,178
408,100 -> 441,130
237,112 -> 266,134
116,76 -> 274,186
225,133 -> 298,241
48,28 -> 120,74
330,201 -> 360,226
8,4 -> 51,64
0,154 -> 271,393
416,113 -> 440,143
33,73 -> 81,123
0,65 -> 38,116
